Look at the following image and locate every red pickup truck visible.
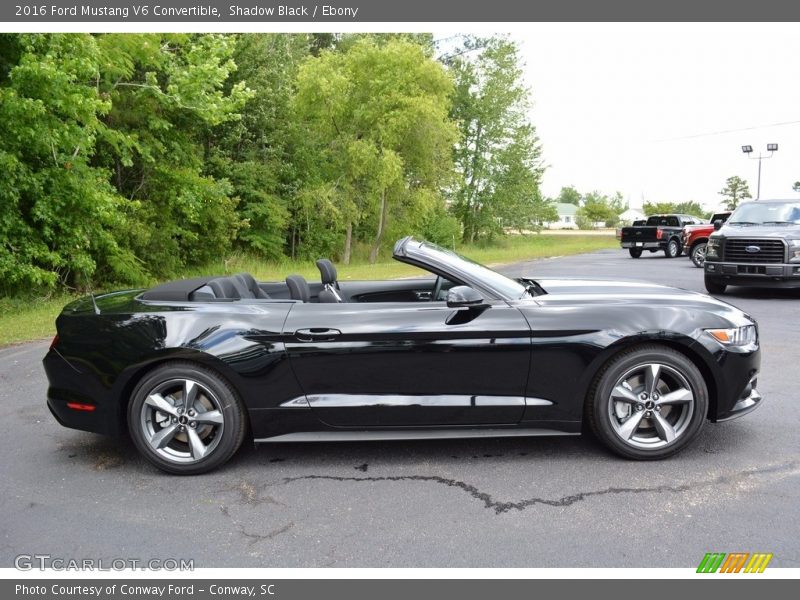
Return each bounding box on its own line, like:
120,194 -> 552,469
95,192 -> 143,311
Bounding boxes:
681,212 -> 731,267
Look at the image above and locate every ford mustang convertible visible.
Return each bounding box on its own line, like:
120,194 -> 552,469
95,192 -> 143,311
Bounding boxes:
44,237 -> 762,474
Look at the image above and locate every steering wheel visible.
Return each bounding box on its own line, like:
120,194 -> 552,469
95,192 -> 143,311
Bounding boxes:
431,275 -> 443,302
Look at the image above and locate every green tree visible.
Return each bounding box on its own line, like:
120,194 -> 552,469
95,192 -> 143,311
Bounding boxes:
449,36 -> 544,243
93,33 -> 251,277
0,34 -> 136,290
557,186 -> 582,205
0,33 -> 252,292
293,37 -> 457,263
208,34 -> 311,260
643,201 -> 678,215
793,181 -> 799,193
718,176 -> 752,210
577,191 -> 615,229
673,200 -> 705,217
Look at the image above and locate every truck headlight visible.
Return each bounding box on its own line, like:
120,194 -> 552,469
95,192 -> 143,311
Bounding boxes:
789,239 -> 800,263
705,325 -> 757,346
706,238 -> 721,259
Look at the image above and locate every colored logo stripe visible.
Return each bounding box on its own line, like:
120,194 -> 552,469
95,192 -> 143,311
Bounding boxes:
697,552 -> 773,573
697,553 -> 726,573
744,553 -> 773,573
720,553 -> 749,573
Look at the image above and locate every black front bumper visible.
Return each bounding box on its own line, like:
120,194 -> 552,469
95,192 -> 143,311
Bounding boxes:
705,261 -> 800,288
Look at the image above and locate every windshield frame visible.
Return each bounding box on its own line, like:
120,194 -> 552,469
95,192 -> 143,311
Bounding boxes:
393,238 -> 528,301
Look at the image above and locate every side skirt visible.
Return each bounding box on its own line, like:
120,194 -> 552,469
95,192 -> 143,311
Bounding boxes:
255,428 -> 580,443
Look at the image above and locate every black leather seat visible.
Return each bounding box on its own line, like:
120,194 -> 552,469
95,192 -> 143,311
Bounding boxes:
207,277 -> 244,299
316,259 -> 342,303
235,273 -> 269,298
285,275 -> 310,303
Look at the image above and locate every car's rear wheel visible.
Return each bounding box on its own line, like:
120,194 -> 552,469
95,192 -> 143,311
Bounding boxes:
704,276 -> 727,295
128,362 -> 246,475
587,345 -> 707,460
628,248 -> 643,258
690,242 -> 707,268
664,238 -> 681,258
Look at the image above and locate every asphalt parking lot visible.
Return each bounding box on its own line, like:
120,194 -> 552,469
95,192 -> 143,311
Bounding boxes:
1,248 -> 798,568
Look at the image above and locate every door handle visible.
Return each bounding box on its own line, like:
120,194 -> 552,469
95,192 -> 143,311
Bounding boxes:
295,328 -> 341,342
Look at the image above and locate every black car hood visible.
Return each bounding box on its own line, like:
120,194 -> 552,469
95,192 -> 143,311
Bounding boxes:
521,277 -> 753,327
716,224 -> 800,238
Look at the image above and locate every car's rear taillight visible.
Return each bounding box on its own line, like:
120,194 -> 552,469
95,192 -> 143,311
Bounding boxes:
656,228 -> 663,240
49,334 -> 59,350
66,402 -> 96,412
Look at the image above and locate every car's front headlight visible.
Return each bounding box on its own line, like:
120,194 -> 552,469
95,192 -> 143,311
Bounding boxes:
706,238 -> 721,259
705,324 -> 757,346
788,239 -> 800,263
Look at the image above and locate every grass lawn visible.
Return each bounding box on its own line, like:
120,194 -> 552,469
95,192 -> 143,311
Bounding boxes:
0,233 -> 615,347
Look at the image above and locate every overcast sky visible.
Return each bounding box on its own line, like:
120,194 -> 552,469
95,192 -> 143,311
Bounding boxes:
511,23 -> 800,211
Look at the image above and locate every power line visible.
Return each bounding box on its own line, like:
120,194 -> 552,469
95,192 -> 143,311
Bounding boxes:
653,119 -> 800,142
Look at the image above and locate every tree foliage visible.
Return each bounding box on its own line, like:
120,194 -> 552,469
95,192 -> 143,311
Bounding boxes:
292,37 -> 457,263
449,37 -> 544,243
719,176 -> 752,210
0,33 -> 550,293
556,186 -> 581,205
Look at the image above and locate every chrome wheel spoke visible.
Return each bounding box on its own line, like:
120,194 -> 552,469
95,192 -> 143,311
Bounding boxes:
145,393 -> 178,418
186,427 -> 208,460
645,364 -> 661,397
612,384 -> 639,404
140,377 -> 224,464
656,388 -> 693,405
653,412 -> 677,443
149,423 -> 179,450
607,362 -> 696,450
618,411 -> 646,440
183,379 -> 199,411
194,409 -> 223,425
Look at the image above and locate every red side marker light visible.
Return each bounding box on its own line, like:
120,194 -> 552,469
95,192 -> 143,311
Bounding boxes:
66,402 -> 96,412
50,334 -> 59,350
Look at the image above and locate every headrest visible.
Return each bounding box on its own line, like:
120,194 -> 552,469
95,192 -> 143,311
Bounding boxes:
316,259 -> 337,285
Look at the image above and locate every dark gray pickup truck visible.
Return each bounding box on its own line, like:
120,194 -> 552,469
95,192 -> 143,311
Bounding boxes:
619,214 -> 703,258
704,199 -> 800,294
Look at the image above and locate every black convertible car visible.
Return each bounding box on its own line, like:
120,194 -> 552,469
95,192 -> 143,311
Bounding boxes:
44,237 -> 762,474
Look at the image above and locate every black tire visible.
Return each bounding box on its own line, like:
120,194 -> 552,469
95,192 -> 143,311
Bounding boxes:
128,362 -> 247,475
704,276 -> 727,295
586,345 -> 708,460
628,247 -> 643,258
690,242 -> 707,268
664,238 -> 681,258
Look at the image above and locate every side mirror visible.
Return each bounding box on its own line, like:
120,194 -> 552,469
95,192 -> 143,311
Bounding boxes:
713,219 -> 723,230
446,286 -> 487,309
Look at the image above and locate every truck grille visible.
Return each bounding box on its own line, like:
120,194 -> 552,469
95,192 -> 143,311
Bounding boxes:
723,239 -> 786,263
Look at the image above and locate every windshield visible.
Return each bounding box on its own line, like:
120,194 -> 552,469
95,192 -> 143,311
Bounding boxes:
413,241 -> 527,299
729,202 -> 800,225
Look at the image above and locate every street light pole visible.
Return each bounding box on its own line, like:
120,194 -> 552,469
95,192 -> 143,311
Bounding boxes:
742,144 -> 779,200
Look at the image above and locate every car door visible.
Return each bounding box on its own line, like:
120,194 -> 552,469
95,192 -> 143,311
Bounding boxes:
282,300 -> 531,427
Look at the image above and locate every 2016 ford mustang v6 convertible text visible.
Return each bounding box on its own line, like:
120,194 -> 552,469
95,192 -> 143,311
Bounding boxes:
44,237 -> 762,474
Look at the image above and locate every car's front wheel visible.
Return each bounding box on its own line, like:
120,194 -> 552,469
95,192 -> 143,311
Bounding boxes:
690,242 -> 707,268
128,362 -> 246,475
587,345 -> 707,460
704,276 -> 727,295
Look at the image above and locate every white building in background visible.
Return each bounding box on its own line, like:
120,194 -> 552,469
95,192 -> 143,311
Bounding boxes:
619,207 -> 646,224
545,202 -> 578,229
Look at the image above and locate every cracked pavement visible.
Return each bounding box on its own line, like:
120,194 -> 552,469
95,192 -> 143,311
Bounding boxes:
1,249 -> 798,567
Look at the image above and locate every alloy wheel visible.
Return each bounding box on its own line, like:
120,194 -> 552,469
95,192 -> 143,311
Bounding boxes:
139,378 -> 225,464
607,363 -> 695,449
